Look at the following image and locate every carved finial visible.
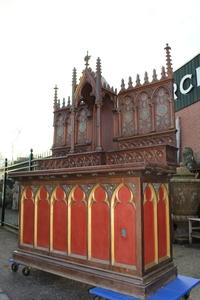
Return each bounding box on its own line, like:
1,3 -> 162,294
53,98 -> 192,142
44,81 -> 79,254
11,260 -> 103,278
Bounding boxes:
62,98 -> 65,107
111,86 -> 114,92
161,66 -> 167,79
128,76 -> 133,88
84,51 -> 91,69
96,57 -> 101,75
136,74 -> 141,86
121,79 -> 125,90
67,96 -> 70,107
165,43 -> 173,77
115,88 -> 117,94
54,85 -> 58,109
58,99 -> 60,109
96,57 -> 102,102
72,68 -> 77,108
152,69 -> 158,82
144,71 -> 149,84
72,67 -> 77,88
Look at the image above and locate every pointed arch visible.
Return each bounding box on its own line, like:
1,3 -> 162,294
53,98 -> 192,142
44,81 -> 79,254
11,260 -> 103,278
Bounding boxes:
153,87 -> 171,131
88,184 -> 110,261
143,183 -> 158,269
137,92 -> 152,134
157,183 -> 170,261
35,186 -> 50,249
50,185 -> 68,253
69,185 -> 87,257
119,96 -> 135,137
21,186 -> 34,246
111,183 -> 136,267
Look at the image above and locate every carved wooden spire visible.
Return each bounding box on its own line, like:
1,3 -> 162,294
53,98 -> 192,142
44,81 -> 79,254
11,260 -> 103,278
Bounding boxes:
136,74 -> 141,86
152,69 -> 158,82
96,57 -> 102,102
144,71 -> 149,84
128,76 -> 133,88
72,67 -> 77,108
165,43 -> 173,77
121,79 -> 125,90
161,66 -> 167,79
54,85 -> 58,110
67,96 -> 70,107
84,51 -> 91,69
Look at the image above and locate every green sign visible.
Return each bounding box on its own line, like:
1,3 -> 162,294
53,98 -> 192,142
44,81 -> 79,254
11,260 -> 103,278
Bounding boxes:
174,54 -> 200,112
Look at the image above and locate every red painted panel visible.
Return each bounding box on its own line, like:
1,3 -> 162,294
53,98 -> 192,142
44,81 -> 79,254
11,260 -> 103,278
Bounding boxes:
71,186 -> 86,256
158,186 -> 167,259
114,185 -> 136,265
91,186 -> 110,260
53,186 -> 67,252
23,187 -> 34,245
143,186 -> 155,266
37,186 -> 50,248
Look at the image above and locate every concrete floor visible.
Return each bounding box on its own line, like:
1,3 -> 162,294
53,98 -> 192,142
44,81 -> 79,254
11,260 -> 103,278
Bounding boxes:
0,227 -> 200,300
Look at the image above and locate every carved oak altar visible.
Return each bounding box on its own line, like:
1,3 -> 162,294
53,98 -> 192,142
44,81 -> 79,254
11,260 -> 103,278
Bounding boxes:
12,45 -> 177,299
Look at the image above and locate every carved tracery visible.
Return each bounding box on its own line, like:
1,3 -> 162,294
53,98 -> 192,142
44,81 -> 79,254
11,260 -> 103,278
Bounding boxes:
138,92 -> 152,135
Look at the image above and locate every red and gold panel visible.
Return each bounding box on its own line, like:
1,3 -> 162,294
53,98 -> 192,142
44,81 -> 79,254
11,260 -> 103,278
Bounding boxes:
52,186 -> 67,252
143,184 -> 157,268
21,186 -> 34,245
36,186 -> 50,249
90,185 -> 110,261
113,185 -> 136,266
157,184 -> 170,261
71,186 -> 87,256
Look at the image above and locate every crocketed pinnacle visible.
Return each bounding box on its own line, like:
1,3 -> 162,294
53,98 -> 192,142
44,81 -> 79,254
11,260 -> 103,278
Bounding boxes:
164,43 -> 173,77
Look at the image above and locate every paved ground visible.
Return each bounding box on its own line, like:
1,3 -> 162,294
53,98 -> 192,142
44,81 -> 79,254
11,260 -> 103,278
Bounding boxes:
0,227 -> 200,300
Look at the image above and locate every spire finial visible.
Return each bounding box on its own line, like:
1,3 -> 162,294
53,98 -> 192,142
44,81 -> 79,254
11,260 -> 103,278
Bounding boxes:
54,85 -> 58,109
84,51 -> 91,69
72,68 -> 77,108
161,66 -> 167,79
152,69 -> 158,82
136,74 -> 141,86
164,43 -> 173,77
144,71 -> 149,84
96,57 -> 102,102
62,98 -> 65,107
128,76 -> 133,88
96,57 -> 102,75
67,96 -> 70,107
121,79 -> 125,90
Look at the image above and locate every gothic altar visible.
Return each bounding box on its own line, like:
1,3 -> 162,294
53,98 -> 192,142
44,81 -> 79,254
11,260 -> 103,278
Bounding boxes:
12,45 -> 177,299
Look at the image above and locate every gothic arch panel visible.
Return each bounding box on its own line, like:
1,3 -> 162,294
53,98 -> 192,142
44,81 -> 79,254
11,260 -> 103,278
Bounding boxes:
90,185 -> 110,261
77,109 -> 87,144
120,97 -> 135,137
71,186 -> 87,256
55,114 -> 64,145
36,186 -> 50,249
52,186 -> 68,252
138,92 -> 152,134
113,184 -> 136,266
157,184 -> 170,260
22,186 -> 34,245
154,87 -> 171,131
143,184 -> 157,268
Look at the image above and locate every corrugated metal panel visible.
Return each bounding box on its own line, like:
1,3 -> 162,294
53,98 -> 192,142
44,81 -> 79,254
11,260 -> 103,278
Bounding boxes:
174,54 -> 200,112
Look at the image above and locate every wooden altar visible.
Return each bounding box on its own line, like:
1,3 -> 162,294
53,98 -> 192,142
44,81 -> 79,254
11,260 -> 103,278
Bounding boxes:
12,45 -> 177,299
